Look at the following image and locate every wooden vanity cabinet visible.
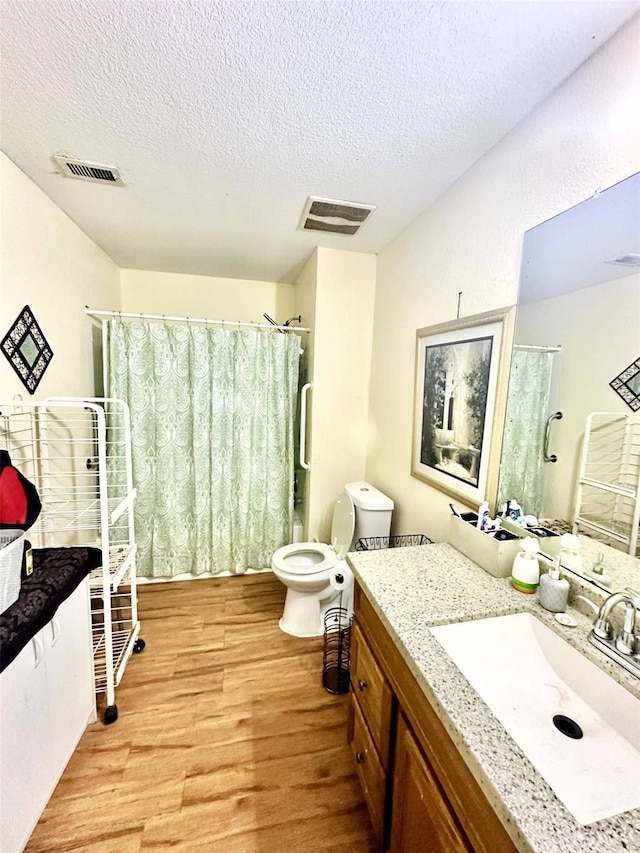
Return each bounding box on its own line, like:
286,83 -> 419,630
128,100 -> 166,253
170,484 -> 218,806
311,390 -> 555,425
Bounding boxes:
349,583 -> 517,853
349,619 -> 393,842
391,713 -> 471,853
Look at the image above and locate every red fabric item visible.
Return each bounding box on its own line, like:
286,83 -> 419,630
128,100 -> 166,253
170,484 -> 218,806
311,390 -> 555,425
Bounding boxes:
0,466 -> 28,525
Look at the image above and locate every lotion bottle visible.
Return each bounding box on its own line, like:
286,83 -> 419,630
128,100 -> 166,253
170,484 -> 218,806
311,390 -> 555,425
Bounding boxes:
511,537 -> 540,594
558,533 -> 582,575
477,501 -> 490,530
539,556 -> 570,613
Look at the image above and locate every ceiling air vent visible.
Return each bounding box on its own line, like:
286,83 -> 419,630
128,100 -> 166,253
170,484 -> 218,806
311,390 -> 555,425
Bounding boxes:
52,154 -> 125,186
604,253 -> 640,268
299,196 -> 376,236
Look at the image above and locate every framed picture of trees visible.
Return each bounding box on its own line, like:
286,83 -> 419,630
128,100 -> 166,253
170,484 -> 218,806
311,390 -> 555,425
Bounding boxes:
412,306 -> 516,510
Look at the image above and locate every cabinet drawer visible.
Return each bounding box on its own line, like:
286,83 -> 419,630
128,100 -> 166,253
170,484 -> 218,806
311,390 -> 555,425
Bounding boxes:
350,693 -> 386,843
351,621 -> 393,765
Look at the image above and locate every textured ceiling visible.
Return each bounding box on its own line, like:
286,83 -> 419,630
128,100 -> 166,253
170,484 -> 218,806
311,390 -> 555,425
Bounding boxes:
1,1 -> 638,283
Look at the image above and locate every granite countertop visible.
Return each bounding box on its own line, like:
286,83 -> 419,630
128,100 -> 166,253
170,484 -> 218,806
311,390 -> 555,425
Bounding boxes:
347,543 -> 640,853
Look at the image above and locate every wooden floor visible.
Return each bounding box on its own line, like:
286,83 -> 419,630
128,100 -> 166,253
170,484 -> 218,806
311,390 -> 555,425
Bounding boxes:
26,573 -> 377,852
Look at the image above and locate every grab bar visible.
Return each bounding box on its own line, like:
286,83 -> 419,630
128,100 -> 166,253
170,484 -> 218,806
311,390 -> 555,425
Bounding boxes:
544,411 -> 563,462
300,382 -> 312,471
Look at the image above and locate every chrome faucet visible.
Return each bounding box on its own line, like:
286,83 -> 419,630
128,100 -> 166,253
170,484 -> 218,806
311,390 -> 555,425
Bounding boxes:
588,588 -> 640,679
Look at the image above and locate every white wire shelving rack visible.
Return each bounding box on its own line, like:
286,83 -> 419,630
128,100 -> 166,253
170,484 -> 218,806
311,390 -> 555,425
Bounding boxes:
0,397 -> 144,723
573,411 -> 640,556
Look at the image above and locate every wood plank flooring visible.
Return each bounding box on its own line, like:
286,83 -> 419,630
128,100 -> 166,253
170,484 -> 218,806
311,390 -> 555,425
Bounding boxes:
25,573 -> 377,852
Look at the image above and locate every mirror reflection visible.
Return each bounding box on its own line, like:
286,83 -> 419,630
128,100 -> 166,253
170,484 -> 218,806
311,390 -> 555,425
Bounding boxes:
499,171 -> 640,588
19,333 -> 39,367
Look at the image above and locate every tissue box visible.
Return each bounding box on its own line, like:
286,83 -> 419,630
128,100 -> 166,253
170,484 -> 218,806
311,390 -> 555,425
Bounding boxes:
449,516 -> 521,578
500,519 -> 563,557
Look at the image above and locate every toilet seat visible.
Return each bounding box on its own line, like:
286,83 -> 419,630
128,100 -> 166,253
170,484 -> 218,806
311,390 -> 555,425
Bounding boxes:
272,491 -> 356,575
272,542 -> 338,575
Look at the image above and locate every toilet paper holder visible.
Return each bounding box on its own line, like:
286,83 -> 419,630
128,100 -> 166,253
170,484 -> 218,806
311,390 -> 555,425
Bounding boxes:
322,604 -> 351,695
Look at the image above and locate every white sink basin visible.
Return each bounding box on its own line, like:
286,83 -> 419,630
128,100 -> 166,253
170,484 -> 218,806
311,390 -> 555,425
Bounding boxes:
430,612 -> 640,825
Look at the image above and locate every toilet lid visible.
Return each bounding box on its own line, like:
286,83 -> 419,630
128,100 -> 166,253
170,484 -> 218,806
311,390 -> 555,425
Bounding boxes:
331,492 -> 355,559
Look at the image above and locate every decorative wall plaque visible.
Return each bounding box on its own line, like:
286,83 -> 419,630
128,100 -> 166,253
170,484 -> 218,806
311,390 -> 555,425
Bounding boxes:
1,305 -> 54,394
610,357 -> 640,412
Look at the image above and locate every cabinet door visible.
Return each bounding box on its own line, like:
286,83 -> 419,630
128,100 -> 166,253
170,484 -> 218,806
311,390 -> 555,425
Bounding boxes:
0,632 -> 52,853
390,714 -> 471,853
45,578 -> 95,774
0,580 -> 94,853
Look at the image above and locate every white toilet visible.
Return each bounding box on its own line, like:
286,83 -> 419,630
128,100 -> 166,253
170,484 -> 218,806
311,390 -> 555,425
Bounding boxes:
272,481 -> 394,637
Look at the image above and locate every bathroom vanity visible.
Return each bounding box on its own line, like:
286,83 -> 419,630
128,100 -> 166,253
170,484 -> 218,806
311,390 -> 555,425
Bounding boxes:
347,544 -> 640,853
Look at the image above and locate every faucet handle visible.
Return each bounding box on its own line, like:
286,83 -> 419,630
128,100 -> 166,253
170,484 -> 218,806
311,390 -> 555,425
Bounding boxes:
571,595 -> 612,624
572,594 -> 599,614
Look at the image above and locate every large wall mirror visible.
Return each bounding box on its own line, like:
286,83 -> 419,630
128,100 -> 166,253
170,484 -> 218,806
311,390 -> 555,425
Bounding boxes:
498,171 -> 640,588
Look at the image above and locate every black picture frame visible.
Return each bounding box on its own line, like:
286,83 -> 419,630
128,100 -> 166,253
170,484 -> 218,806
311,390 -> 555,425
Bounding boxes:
412,306 -> 515,510
1,305 -> 54,394
610,357 -> 640,412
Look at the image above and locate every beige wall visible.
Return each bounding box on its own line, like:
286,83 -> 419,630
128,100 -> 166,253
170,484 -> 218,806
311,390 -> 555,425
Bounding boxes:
516,273 -> 640,520
367,15 -> 640,543
300,248 -> 377,541
120,268 -> 294,324
0,153 -> 120,398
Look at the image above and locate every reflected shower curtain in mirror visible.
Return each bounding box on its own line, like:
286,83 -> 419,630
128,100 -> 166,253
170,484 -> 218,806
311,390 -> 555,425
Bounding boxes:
498,350 -> 554,516
106,320 -> 300,578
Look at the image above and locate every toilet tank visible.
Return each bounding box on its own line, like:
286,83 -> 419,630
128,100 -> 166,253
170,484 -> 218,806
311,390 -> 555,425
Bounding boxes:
344,481 -> 394,548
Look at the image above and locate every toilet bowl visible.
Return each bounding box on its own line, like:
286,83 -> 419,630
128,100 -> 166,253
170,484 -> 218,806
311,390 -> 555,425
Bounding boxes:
272,482 -> 393,637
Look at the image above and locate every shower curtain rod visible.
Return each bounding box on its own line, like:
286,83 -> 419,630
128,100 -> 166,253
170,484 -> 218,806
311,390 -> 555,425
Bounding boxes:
514,344 -> 563,353
85,306 -> 310,333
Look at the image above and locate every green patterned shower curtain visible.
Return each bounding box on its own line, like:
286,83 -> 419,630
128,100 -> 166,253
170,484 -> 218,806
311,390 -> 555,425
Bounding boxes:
498,349 -> 554,517
106,320 -> 300,578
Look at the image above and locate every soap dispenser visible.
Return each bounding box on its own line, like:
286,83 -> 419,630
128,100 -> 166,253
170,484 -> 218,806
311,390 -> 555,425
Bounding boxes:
584,552 -> 612,586
539,556 -> 570,613
511,537 -> 540,594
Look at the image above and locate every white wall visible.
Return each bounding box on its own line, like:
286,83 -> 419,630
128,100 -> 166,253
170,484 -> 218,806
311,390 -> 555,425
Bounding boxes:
367,15 -> 640,543
516,273 -> 640,520
120,268 -> 294,323
0,153 -> 120,398
298,248 -> 377,541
